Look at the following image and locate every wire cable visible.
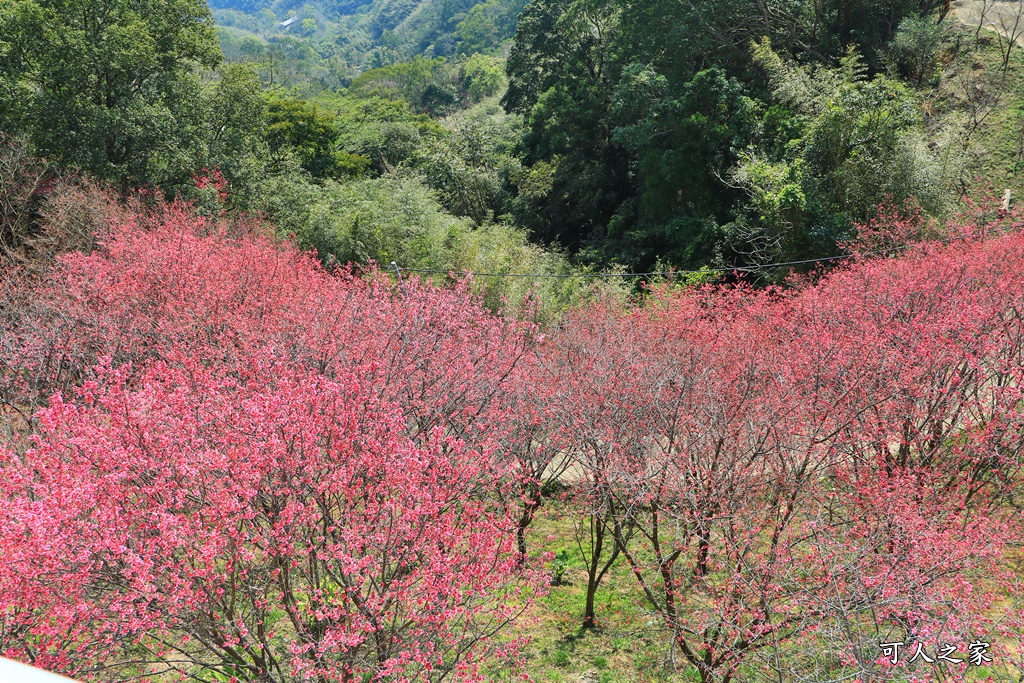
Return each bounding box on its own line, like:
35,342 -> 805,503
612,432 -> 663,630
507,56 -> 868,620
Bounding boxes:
392,217 -> 1024,280
395,249 -> 895,279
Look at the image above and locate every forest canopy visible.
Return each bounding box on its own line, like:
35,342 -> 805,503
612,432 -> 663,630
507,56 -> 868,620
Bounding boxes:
1,0 -> 1015,278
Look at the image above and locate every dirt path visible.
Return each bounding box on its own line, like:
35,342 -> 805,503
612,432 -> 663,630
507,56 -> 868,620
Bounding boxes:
952,0 -> 1024,45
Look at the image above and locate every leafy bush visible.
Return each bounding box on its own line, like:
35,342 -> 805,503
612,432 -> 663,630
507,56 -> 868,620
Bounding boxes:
885,15 -> 945,85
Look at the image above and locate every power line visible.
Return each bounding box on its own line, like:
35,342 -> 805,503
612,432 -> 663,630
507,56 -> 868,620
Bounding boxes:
392,220 -> 1024,281
394,251 -> 891,280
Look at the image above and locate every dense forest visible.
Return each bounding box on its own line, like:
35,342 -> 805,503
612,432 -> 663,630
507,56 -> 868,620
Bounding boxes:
5,0 -> 1024,286
3,0 -> 1024,682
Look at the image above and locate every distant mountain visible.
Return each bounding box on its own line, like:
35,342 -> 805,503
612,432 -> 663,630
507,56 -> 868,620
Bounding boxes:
211,0 -> 524,67
208,0 -> 269,11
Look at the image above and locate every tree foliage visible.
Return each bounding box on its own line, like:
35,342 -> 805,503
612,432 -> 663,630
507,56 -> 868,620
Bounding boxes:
502,0 -> 964,271
0,0 -> 221,186
533,211 -> 1024,681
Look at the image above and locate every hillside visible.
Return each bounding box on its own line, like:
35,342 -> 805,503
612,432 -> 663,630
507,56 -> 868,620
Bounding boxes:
5,0 -> 1024,681
211,0 -> 524,73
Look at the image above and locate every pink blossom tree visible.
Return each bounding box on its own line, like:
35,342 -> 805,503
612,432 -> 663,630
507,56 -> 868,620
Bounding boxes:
0,204 -> 541,682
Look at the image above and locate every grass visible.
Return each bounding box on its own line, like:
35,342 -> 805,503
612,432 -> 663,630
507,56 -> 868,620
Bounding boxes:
490,503 -> 696,683
926,20 -> 1024,200
491,499 -> 1024,683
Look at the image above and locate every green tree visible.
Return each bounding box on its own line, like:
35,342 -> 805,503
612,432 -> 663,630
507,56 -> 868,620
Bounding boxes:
239,36 -> 266,61
266,97 -> 359,179
462,53 -> 507,101
503,0 -> 626,253
608,66 -> 758,267
457,0 -> 501,54
0,0 -> 221,187
259,37 -> 323,89
884,15 -> 944,85
252,168 -> 595,318
502,0 -> 965,271
331,96 -> 445,172
725,40 -> 963,268
347,56 -> 450,108
811,0 -> 948,64
200,63 -> 268,201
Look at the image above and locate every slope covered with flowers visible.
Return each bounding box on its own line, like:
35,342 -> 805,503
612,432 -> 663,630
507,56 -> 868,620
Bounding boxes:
1,200 -> 1023,682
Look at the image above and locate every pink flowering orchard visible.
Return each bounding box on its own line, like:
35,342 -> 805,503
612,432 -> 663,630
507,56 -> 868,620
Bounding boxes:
530,215 -> 1024,681
0,196 -> 1023,682
1,355 -> 526,681
0,203 -> 541,682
